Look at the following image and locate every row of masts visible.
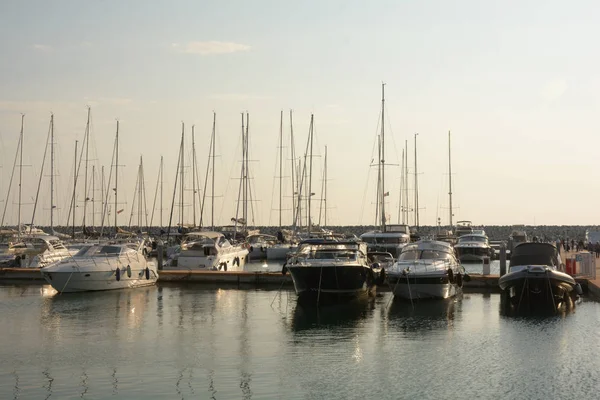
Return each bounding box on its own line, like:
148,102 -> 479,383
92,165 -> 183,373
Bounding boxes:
377,83 -> 454,232
2,92 -> 453,235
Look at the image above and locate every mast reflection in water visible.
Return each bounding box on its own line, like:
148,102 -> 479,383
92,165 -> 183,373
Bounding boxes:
1,283 -> 600,398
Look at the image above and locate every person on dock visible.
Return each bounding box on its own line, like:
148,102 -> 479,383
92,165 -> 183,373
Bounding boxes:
595,242 -> 600,258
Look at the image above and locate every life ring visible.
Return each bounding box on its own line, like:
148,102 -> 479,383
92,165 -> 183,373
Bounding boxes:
126,265 -> 132,278
447,269 -> 454,283
233,257 -> 240,267
116,268 -> 121,281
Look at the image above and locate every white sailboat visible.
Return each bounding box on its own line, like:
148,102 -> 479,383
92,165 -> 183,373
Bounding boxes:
266,110 -> 300,261
360,84 -> 410,258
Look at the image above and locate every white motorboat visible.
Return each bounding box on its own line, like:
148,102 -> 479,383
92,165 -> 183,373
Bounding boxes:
387,240 -> 467,300
454,221 -> 473,238
246,233 -> 278,260
360,224 -> 411,259
266,243 -> 298,261
454,233 -> 494,263
164,231 -> 249,271
40,240 -> 158,293
0,234 -> 71,268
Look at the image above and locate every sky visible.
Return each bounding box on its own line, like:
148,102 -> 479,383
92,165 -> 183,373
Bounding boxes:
1,0 -> 600,228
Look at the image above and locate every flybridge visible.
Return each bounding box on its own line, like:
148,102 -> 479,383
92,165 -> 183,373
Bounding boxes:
385,224 -> 410,234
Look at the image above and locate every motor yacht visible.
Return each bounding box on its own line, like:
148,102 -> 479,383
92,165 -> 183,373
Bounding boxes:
40,240 -> 158,293
164,231 -> 249,271
285,239 -> 377,303
454,233 -> 494,263
387,239 -> 467,300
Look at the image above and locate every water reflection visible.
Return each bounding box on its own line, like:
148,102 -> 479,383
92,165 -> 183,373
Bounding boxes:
498,291 -> 576,318
386,296 -> 461,334
290,298 -> 376,332
42,368 -> 53,400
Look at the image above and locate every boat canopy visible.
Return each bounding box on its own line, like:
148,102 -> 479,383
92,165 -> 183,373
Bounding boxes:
510,243 -> 560,267
186,231 -> 223,240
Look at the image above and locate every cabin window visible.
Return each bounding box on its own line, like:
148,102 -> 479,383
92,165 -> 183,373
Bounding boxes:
398,250 -> 419,261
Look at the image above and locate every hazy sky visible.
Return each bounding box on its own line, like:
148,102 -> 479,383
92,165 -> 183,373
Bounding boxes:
1,0 -> 599,228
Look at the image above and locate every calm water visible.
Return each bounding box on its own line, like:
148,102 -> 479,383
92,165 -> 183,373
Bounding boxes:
2,261 -> 600,399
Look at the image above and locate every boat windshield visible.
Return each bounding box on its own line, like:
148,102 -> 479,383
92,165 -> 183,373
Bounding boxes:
459,235 -> 487,243
362,236 -> 408,245
311,250 -> 357,260
398,249 -> 454,261
77,245 -> 123,257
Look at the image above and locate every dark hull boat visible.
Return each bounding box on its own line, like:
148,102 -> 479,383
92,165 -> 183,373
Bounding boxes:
288,265 -> 376,303
285,240 -> 377,304
498,243 -> 581,314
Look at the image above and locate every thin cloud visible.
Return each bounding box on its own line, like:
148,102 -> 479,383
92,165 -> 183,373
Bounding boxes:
541,79 -> 568,102
171,41 -> 251,55
32,44 -> 53,52
208,93 -> 271,101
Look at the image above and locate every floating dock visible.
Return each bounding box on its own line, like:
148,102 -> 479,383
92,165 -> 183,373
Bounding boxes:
0,267 -> 595,295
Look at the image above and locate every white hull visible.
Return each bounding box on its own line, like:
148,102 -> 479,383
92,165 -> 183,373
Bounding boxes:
41,267 -> 158,293
168,248 -> 249,271
266,245 -> 296,260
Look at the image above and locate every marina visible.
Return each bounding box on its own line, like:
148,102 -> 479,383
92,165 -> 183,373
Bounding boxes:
3,1 -> 600,397
1,277 -> 600,399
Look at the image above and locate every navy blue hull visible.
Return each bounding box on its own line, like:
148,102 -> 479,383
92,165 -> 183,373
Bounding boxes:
287,265 -> 376,303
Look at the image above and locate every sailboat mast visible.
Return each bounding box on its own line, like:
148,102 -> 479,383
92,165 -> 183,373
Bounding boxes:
414,133 -> 419,228
278,110 -> 283,228
244,113 -> 249,224
375,133 -> 380,226
398,148 -> 404,224
192,125 -> 197,227
50,113 -> 55,231
138,156 -> 143,228
180,122 -> 184,228
18,114 -> 24,239
307,114 -> 314,235
380,83 -> 386,232
325,146 -> 328,227
114,120 -> 119,235
101,166 -> 105,231
160,156 -> 163,228
448,131 -> 453,228
290,110 -> 296,227
83,107 -> 90,231
211,113 -> 216,230
318,146 -> 325,227
72,140 -> 78,239
404,139 -> 409,226
91,165 -> 95,230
